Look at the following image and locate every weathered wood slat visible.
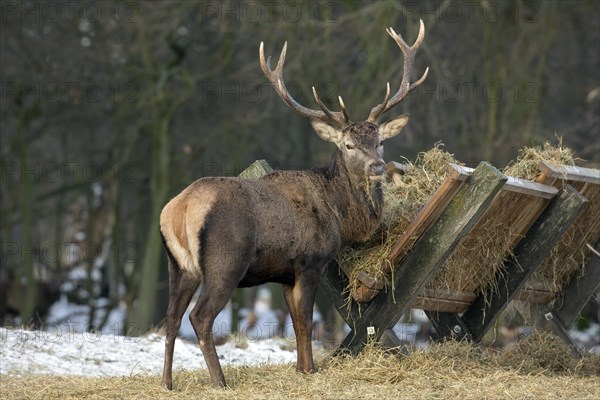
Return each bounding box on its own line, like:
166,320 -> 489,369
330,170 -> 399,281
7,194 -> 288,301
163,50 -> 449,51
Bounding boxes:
239,159 -> 273,179
460,185 -> 588,342
348,163 -> 470,302
320,262 -> 403,348
384,164 -> 471,269
553,240 -> 600,326
525,162 -> 600,295
428,189 -> 551,295
538,161 -> 600,185
513,288 -> 556,304
412,289 -> 477,313
338,162 -> 507,354
450,164 -> 559,198
412,297 -> 471,313
513,240 -> 600,354
320,261 -> 363,326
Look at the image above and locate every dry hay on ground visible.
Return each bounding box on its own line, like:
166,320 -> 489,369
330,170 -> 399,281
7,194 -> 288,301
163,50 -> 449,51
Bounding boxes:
2,331 -> 598,400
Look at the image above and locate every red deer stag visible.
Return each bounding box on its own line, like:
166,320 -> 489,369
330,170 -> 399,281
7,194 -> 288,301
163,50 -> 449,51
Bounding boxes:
160,21 -> 428,389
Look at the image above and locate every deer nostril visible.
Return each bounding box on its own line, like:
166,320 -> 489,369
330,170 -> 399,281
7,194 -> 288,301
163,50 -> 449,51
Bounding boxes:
369,162 -> 386,176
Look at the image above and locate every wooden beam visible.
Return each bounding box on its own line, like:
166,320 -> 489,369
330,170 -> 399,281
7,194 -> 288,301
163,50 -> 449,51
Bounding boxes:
320,261 -> 363,326
550,238 -> 600,327
337,162 -> 507,354
513,301 -> 581,354
427,311 -> 472,341
320,263 -> 403,351
513,241 -> 599,354
449,164 -> 559,198
239,159 -> 273,179
538,161 -> 600,185
385,164 -> 471,268
460,185 -> 588,342
349,163 -> 472,302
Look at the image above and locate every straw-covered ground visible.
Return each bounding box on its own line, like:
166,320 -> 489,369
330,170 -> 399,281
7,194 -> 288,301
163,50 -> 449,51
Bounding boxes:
2,331 -> 598,400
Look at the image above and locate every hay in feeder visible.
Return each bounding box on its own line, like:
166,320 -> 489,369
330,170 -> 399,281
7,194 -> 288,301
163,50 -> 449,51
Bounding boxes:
336,143 -> 462,296
504,138 -> 576,180
502,139 -> 587,295
425,208 -> 521,299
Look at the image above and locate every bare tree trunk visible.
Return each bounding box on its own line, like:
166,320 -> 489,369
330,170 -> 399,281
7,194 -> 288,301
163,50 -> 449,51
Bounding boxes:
129,107 -> 172,333
15,105 -> 38,324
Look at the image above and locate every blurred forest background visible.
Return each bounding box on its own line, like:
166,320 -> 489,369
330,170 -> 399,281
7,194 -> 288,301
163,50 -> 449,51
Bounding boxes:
1,1 -> 599,338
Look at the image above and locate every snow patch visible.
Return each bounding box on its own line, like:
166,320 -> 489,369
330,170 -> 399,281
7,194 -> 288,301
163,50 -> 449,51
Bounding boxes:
0,327 -> 298,377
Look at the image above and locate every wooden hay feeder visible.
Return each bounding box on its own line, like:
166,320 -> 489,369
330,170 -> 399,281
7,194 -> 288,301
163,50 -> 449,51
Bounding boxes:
347,163 -> 560,314
321,160 -> 594,354
512,162 -> 600,350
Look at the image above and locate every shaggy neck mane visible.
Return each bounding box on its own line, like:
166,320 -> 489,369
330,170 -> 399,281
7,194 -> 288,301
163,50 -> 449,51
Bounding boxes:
313,151 -> 384,245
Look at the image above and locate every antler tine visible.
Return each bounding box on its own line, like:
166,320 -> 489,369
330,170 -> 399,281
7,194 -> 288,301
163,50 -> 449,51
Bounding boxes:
259,41 -> 350,127
312,86 -> 336,121
368,20 -> 428,122
338,96 -> 350,123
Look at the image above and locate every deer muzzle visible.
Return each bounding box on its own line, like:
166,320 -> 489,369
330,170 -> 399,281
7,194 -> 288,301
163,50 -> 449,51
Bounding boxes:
367,161 -> 386,177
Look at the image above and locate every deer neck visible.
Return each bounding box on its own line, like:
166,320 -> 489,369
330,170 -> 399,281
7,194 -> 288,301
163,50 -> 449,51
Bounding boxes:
322,151 -> 384,244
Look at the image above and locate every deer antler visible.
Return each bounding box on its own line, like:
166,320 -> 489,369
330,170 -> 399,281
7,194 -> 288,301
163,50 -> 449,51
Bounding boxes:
260,41 -> 350,127
368,20 -> 429,122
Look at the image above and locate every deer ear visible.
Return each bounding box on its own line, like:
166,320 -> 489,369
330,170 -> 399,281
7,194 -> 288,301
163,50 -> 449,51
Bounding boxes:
310,119 -> 343,144
379,114 -> 410,140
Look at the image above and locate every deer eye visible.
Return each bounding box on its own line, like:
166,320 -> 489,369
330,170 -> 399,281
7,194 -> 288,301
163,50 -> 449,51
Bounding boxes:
379,141 -> 384,147
345,144 -> 355,150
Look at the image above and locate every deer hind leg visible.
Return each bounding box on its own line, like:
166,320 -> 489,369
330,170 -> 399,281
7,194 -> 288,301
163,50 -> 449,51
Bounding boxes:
161,255 -> 200,390
283,268 -> 321,373
189,272 -> 240,388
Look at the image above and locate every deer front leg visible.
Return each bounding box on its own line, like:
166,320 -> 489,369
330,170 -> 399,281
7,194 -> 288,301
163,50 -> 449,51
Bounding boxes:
283,269 -> 320,373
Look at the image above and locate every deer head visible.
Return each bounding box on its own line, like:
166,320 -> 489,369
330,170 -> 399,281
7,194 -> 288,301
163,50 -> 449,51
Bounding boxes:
260,20 -> 429,181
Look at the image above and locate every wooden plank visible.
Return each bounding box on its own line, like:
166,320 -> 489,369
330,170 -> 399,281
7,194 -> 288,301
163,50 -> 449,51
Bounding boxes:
513,241 -> 599,354
418,288 -> 477,302
414,289 -> 476,313
320,262 -> 404,351
503,176 -> 558,199
527,163 -> 600,294
348,163 -> 471,301
385,163 -> 471,267
513,288 -> 556,304
460,185 -> 588,342
427,189 -> 551,295
513,301 -> 581,355
538,161 -> 600,185
239,159 -> 273,179
427,311 -> 472,340
337,162 -> 507,354
450,164 -> 559,198
553,239 -> 600,327
320,261 -> 362,325
412,297 -> 471,313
